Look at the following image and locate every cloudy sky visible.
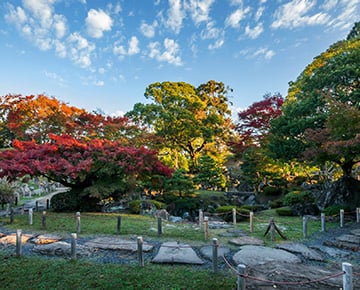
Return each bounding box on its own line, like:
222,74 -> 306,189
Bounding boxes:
0,0 -> 358,117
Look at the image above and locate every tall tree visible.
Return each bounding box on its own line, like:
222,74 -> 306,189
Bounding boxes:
126,80 -> 233,171
269,22 -> 360,177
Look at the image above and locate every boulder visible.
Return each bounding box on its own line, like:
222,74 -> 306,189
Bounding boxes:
199,245 -> 230,261
152,241 -> 204,264
85,237 -> 153,252
33,241 -> 91,257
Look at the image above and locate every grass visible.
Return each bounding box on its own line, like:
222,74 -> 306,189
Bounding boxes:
0,208 -> 343,289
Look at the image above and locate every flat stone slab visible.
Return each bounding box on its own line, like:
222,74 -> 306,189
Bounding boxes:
310,245 -> 352,259
208,221 -> 232,229
199,245 -> 230,261
350,229 -> 360,236
85,237 -> 153,252
33,234 -> 63,245
152,241 -> 204,264
233,245 -> 301,267
229,236 -> 265,246
0,233 -> 33,245
276,243 -> 323,261
336,234 -> 360,244
33,241 -> 91,257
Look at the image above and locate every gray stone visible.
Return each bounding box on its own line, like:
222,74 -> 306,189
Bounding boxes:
208,221 -> 232,229
33,241 -> 90,257
33,234 -> 62,244
169,216 -> 182,223
229,236 -> 265,246
276,243 -> 324,261
336,234 -> 360,244
232,245 -> 301,267
199,245 -> 230,261
152,241 -> 204,264
85,237 -> 153,252
350,229 -> 360,236
310,245 -> 352,259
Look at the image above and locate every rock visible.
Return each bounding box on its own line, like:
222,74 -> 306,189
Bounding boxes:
323,239 -> 359,251
85,237 -> 153,252
208,221 -> 232,229
154,209 -> 169,220
335,234 -> 360,244
229,236 -> 265,246
33,241 -> 90,257
276,243 -> 324,261
232,245 -> 301,267
310,245 -> 352,259
350,229 -> 360,236
169,216 -> 182,223
152,241 -> 204,264
0,233 -> 33,245
33,234 -> 62,244
199,245 -> 230,261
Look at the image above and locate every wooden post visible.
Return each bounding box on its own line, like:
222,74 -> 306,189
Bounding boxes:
137,236 -> 144,267
42,211 -> 46,229
16,229 -> 22,257
28,208 -> 33,225
46,199 -> 50,210
237,264 -> 246,290
157,217 -> 162,236
303,216 -> 308,238
356,208 -> 360,223
35,201 -> 39,212
21,205 -> 25,215
321,213 -> 326,232
204,217 -> 209,240
340,209 -> 344,228
212,238 -> 219,273
71,233 -> 77,259
199,209 -> 204,229
10,207 -> 14,224
232,208 -> 236,226
342,262 -> 353,290
249,211 -> 254,233
117,215 -> 121,234
76,212 -> 81,234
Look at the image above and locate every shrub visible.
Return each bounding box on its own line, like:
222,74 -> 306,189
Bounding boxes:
276,206 -> 294,216
324,204 -> 349,216
129,200 -> 166,214
269,199 -> 283,209
283,190 -> 314,206
51,190 -> 80,212
262,186 -> 283,196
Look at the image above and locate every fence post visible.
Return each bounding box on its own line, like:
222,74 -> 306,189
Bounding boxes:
71,233 -> 77,259
10,206 -> 14,224
357,208 -> 360,223
157,217 -> 162,236
321,213 -> 326,232
212,238 -> 219,273
342,262 -> 353,290
46,199 -> 50,210
28,208 -> 33,225
340,209 -> 344,228
42,211 -> 46,229
16,229 -> 22,257
270,218 -> 275,241
232,208 -> 237,226
237,264 -> 246,290
137,236 -> 144,267
117,215 -> 121,234
199,209 -> 204,229
204,217 -> 209,240
249,211 -> 254,233
35,201 -> 39,212
76,212 -> 81,234
303,216 -> 308,238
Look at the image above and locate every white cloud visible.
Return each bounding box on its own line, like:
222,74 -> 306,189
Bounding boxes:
321,0 -> 338,10
44,70 -> 65,86
148,38 -> 182,66
4,6 -> 27,25
271,0 -> 330,29
23,0 -> 55,28
327,0 -> 360,31
200,21 -> 225,50
67,32 -> 95,68
255,6 -> 265,21
53,15 -> 67,39
140,20 -> 158,38
245,23 -> 264,39
113,36 -> 140,58
94,80 -> 104,86
164,0 -> 185,34
54,40 -> 66,58
185,0 -> 215,25
225,7 -> 251,28
85,9 -> 113,38
254,47 -> 275,60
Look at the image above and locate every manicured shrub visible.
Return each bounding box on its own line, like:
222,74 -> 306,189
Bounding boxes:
51,190 -> 80,212
276,206 -> 294,216
129,200 -> 166,214
283,190 -> 314,206
324,204 -> 349,216
262,186 -> 283,196
269,199 -> 283,209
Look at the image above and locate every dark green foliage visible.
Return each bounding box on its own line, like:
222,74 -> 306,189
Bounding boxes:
193,155 -> 227,190
276,206 -> 294,216
324,204 -> 349,216
283,190 -> 315,206
165,168 -> 194,197
51,190 -> 80,212
0,179 -> 15,206
129,199 -> 166,214
269,199 -> 283,209
262,186 -> 283,196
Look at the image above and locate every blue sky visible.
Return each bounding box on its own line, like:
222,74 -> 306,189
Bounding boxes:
0,0 -> 359,117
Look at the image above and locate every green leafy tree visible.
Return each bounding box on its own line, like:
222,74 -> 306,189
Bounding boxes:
193,155 -> 227,190
165,168 -> 194,197
269,22 -> 360,177
126,80 -> 233,172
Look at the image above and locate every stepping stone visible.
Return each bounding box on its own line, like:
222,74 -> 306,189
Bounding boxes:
152,241 -> 204,264
85,237 -> 153,252
199,245 -> 230,261
0,233 -> 33,245
33,234 -> 62,244
233,245 -> 301,267
276,243 -> 323,261
350,229 -> 360,236
229,236 -> 264,246
336,234 -> 360,244
33,241 -> 91,257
